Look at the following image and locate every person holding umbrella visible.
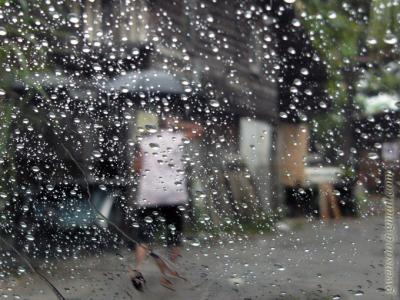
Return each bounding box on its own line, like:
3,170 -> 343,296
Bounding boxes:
130,115 -> 203,291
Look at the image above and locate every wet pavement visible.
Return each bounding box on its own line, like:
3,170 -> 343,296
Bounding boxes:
1,215 -> 399,300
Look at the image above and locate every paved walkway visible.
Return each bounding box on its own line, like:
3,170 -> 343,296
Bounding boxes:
1,216 -> 399,300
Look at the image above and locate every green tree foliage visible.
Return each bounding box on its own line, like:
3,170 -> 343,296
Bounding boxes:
295,0 -> 400,163
0,0 -> 67,207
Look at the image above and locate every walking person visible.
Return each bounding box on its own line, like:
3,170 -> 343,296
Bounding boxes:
129,115 -> 203,291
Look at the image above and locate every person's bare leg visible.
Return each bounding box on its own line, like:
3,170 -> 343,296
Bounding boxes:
169,246 -> 181,263
128,244 -> 148,291
135,243 -> 148,270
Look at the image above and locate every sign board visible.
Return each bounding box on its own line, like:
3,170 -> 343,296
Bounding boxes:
304,167 -> 342,184
382,142 -> 399,162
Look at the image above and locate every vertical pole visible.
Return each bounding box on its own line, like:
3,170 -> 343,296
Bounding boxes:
384,169 -> 396,296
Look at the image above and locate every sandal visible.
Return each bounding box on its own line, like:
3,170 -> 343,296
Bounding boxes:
129,269 -> 146,292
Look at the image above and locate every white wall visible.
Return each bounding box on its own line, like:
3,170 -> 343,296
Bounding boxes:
240,118 -> 272,173
239,118 -> 273,209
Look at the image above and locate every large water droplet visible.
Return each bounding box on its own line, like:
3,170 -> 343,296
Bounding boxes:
145,125 -> 157,133
0,27 -> 6,36
367,37 -> 377,45
354,290 -> 364,296
368,152 -> 378,160
291,19 -> 301,27
280,112 -> 288,119
274,264 -> 286,271
328,11 -> 337,19
68,13 -> 79,24
190,238 -> 201,247
209,100 -> 220,108
383,32 -> 397,45
144,216 -> 153,224
70,36 -> 79,45
93,150 -> 102,158
149,143 -> 160,150
319,101 -> 327,108
300,68 -> 309,75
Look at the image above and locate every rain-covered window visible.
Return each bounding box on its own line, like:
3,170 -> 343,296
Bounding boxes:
0,0 -> 399,299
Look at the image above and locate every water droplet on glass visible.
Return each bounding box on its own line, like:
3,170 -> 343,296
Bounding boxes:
68,13 -> 79,24
202,214 -> 210,221
383,32 -> 397,45
0,89 -> 5,96
274,264 -> 286,271
354,290 -> 364,296
32,166 -> 39,172
93,150 -> 101,158
26,234 -> 34,241
149,143 -> 160,150
280,112 -> 288,119
70,36 -> 79,45
209,100 -> 220,108
367,37 -> 377,45
0,27 -> 6,36
190,239 -> 201,247
300,68 -> 309,76
224,217 -> 232,224
144,216 -> 153,224
368,152 -> 378,160
328,11 -> 337,19
145,125 -> 157,133
288,47 -> 296,55
291,19 -> 301,27
374,143 -> 382,149
93,64 -> 102,71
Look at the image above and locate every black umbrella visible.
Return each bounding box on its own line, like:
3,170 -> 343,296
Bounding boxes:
106,69 -> 185,95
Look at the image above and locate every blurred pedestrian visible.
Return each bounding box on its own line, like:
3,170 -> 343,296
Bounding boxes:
129,115 -> 203,291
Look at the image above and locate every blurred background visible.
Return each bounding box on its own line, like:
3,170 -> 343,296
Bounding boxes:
0,0 -> 399,299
